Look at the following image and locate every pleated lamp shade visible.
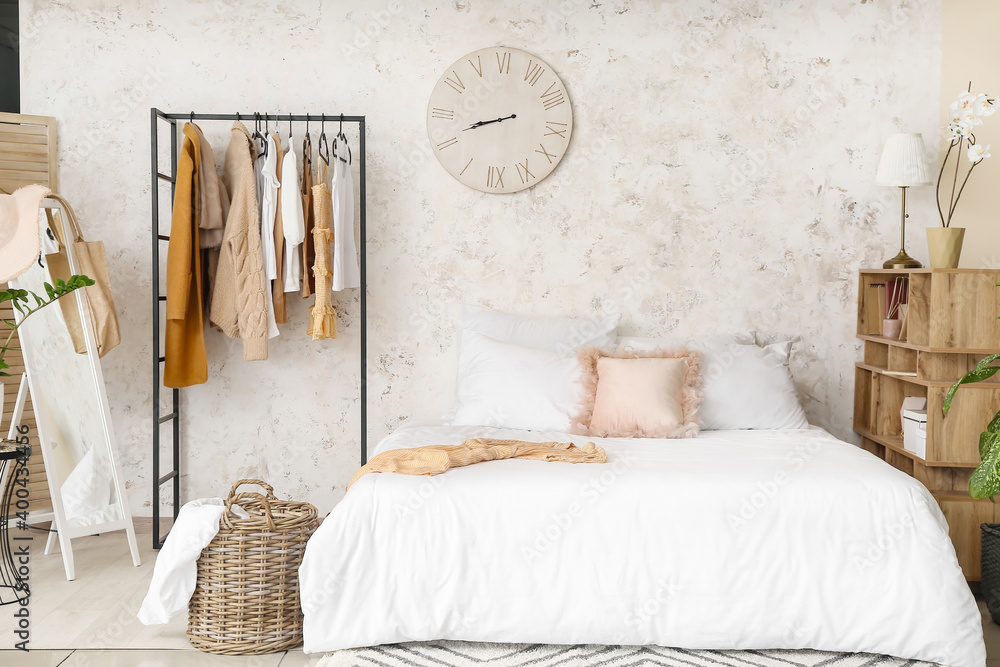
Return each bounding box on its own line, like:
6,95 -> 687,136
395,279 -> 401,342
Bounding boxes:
876,133 -> 933,186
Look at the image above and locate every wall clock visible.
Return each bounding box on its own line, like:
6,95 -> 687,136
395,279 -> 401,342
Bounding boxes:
426,46 -> 573,194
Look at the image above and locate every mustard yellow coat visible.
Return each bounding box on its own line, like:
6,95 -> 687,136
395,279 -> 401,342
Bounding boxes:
164,123 -> 208,388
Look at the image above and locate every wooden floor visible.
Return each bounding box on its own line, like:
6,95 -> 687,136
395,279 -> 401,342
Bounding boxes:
0,523 -> 323,666
0,522 -> 996,666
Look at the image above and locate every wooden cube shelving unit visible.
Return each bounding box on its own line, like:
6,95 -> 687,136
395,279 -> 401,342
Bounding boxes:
854,268 -> 1000,580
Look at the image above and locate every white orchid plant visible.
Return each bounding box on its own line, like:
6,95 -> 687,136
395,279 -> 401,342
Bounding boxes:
938,86 -> 997,227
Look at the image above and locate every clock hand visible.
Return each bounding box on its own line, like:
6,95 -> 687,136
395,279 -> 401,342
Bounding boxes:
462,114 -> 517,131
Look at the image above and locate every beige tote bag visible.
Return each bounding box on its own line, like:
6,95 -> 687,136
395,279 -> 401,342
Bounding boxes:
44,194 -> 120,357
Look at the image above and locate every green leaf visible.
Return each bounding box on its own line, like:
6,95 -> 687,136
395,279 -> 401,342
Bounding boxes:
989,409 -> 1000,434
944,365 -> 1000,413
971,431 -> 1000,499
976,354 -> 1000,372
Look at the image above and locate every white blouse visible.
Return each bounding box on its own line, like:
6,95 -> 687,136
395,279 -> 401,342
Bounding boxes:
280,145 -> 305,292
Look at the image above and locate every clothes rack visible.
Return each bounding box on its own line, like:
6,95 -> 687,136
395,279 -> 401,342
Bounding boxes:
149,109 -> 367,549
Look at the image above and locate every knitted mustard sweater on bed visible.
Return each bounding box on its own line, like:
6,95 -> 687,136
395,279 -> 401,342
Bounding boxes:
347,438 -> 607,489
210,122 -> 268,360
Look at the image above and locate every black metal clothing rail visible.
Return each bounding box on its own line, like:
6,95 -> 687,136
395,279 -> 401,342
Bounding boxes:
150,109 -> 368,549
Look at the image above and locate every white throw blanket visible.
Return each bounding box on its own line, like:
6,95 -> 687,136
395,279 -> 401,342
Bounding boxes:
137,498 -> 249,625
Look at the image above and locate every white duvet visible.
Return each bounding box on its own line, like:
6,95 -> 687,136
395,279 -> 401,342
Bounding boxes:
300,421 -> 985,666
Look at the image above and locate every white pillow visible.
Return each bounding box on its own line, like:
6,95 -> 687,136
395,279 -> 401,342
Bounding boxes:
699,340 -> 808,430
616,333 -> 755,351
458,304 -> 620,357
452,330 -> 582,432
618,335 -> 808,430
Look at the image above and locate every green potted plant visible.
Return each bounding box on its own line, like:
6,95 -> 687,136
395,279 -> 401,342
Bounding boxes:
943,306 -> 1000,621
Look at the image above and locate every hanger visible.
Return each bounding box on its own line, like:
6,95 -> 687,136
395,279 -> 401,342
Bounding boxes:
335,113 -> 352,165
288,115 -> 293,142
189,111 -> 195,125
318,114 -> 330,165
253,112 -> 268,160
303,114 -> 312,166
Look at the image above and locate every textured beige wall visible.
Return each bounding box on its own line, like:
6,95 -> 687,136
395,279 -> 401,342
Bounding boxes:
942,0 -> 1000,268
19,0 -> 941,516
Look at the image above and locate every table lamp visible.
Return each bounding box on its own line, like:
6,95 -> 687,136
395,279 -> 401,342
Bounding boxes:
876,133 -> 933,268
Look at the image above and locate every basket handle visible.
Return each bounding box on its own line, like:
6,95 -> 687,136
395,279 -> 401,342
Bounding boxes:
222,479 -> 277,531
226,479 -> 275,501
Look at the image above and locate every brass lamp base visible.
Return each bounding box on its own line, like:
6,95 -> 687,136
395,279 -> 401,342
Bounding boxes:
883,250 -> 922,269
883,186 -> 923,269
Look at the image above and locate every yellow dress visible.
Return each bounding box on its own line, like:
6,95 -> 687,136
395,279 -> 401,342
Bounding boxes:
307,162 -> 337,340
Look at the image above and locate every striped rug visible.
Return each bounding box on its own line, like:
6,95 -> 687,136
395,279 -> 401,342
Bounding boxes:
318,642 -> 938,666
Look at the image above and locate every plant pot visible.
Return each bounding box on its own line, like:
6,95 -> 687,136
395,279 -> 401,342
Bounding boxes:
983,524 -> 1000,624
882,319 -> 902,340
926,227 -> 966,269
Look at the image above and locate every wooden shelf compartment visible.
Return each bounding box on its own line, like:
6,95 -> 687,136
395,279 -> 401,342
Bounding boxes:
854,367 -> 874,433
917,351 -> 1000,384
863,341 -> 888,370
857,427 -> 924,465
906,272 -> 930,347
887,345 -> 917,374
927,384 -> 1000,467
871,373 -> 926,440
937,496 -> 1000,580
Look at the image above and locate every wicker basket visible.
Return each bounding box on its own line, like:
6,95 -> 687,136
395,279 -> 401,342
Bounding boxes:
187,479 -> 318,655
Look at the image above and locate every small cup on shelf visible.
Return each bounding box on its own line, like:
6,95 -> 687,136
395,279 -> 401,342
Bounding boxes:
883,318 -> 902,340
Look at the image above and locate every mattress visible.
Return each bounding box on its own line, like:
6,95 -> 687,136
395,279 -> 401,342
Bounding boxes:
299,420 -> 985,666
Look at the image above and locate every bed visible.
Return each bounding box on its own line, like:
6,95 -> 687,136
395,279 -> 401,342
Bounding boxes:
299,419 -> 986,666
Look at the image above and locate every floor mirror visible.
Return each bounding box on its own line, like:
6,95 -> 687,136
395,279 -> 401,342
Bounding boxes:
9,197 -> 140,581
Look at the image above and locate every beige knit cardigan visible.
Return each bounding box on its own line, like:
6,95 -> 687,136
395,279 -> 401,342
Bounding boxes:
210,122 -> 268,360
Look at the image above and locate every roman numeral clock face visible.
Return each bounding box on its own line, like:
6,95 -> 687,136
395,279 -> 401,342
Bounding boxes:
426,47 -> 573,194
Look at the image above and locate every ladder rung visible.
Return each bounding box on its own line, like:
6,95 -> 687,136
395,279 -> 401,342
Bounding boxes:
158,296 -> 166,301
158,356 -> 165,363
156,172 -> 174,182
157,234 -> 169,241
158,412 -> 177,424
158,471 -> 177,485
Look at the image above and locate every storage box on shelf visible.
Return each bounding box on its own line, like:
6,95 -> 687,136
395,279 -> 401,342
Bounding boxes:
854,268 -> 1000,580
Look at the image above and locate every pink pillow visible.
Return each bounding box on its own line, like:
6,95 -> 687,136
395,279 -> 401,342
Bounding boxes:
571,346 -> 702,438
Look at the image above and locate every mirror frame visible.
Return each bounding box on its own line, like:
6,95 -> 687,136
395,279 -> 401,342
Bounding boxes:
10,197 -> 139,581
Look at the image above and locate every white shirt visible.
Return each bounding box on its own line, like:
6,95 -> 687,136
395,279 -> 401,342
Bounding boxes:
260,136 -> 280,339
280,145 -> 305,292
